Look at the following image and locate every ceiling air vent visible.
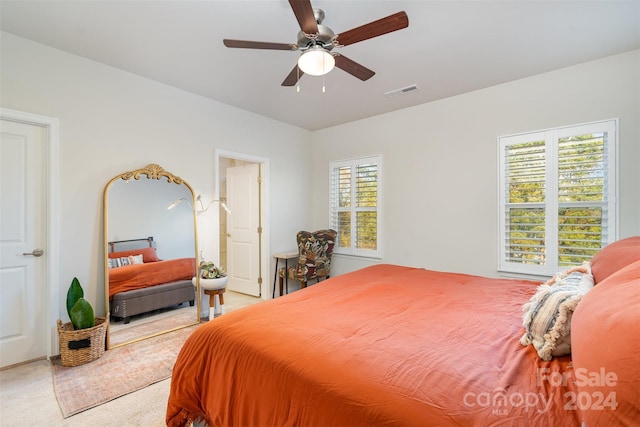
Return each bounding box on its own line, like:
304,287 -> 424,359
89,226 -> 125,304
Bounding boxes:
384,84 -> 420,98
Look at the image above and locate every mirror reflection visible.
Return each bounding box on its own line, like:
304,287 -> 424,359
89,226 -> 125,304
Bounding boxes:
103,164 -> 200,349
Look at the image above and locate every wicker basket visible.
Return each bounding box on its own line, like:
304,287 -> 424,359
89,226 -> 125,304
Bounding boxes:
57,316 -> 107,367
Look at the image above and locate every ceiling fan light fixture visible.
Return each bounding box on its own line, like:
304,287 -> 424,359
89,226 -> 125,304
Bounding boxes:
298,46 -> 335,76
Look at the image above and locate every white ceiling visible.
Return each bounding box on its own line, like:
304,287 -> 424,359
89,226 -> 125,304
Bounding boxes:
1,1 -> 639,131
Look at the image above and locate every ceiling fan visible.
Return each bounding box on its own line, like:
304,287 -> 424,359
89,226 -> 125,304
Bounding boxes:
223,0 -> 409,87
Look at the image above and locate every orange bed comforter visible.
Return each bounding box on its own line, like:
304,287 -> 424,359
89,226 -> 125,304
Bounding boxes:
108,258 -> 195,299
167,264 -> 582,426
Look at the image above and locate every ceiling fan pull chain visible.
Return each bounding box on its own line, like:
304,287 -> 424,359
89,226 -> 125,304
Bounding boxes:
296,66 -> 301,93
322,51 -> 328,93
322,54 -> 326,93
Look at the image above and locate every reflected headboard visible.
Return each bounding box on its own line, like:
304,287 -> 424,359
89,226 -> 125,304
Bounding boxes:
108,236 -> 154,253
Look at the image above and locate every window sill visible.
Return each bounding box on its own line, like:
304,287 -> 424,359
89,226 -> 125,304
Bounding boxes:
496,269 -> 552,282
333,253 -> 383,262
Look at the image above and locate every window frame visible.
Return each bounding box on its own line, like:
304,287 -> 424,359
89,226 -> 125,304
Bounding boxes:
498,119 -> 618,276
329,155 -> 383,259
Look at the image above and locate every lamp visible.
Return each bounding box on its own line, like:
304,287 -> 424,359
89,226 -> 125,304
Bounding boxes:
167,198 -> 188,210
197,195 -> 232,216
167,195 -> 232,215
297,46 -> 335,76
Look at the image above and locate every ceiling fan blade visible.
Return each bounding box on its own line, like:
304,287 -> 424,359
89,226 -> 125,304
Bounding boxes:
288,0 -> 318,35
223,39 -> 296,50
336,11 -> 409,46
334,55 -> 375,81
282,65 -> 303,86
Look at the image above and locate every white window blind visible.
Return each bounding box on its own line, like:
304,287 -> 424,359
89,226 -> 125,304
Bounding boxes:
330,155 -> 382,258
498,120 -> 617,276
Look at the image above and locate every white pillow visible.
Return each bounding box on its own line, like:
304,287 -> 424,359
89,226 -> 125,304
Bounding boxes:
129,254 -> 144,265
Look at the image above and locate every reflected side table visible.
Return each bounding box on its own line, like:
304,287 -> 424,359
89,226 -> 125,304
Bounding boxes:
272,250 -> 298,298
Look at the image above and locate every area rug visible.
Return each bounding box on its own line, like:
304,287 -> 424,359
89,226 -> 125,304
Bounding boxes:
51,323 -> 199,418
109,305 -> 199,347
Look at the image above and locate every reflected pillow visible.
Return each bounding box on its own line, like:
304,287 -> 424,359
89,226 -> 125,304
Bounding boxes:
129,254 -> 144,265
108,247 -> 161,263
108,256 -> 131,269
520,263 -> 594,360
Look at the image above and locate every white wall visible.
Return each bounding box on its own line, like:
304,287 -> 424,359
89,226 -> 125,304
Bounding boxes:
1,33 -> 313,325
2,30 -> 639,346
311,50 -> 640,278
107,177 -> 194,260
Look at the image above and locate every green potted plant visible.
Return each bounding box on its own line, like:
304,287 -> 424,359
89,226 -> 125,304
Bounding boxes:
193,261 -> 228,290
199,261 -> 226,280
66,277 -> 95,329
57,277 -> 107,366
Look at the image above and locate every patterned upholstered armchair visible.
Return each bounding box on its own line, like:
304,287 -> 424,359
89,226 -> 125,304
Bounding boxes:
279,229 -> 337,291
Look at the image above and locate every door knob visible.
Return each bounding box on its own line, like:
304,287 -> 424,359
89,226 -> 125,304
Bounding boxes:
23,248 -> 44,257
226,233 -> 232,237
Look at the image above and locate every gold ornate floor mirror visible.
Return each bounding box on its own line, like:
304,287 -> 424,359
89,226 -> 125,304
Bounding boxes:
103,164 -> 200,349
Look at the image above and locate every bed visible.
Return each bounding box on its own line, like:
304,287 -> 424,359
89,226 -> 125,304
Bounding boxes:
108,237 -> 196,324
166,236 -> 640,426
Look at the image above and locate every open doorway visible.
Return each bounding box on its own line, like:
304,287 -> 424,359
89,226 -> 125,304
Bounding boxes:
216,150 -> 269,299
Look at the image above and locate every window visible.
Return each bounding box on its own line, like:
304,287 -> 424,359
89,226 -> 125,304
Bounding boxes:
498,119 -> 617,276
330,155 -> 382,258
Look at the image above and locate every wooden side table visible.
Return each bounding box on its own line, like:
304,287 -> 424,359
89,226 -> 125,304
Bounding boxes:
272,250 -> 298,297
204,288 -> 225,320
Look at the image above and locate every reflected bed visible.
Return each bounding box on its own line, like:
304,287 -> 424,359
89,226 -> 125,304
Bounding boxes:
108,237 -> 195,324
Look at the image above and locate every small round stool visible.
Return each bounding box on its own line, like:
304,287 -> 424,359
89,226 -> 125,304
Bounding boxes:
204,288 -> 226,320
193,276 -> 228,320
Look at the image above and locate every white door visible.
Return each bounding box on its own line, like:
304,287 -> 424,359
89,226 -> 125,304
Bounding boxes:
226,163 -> 261,296
0,119 -> 47,368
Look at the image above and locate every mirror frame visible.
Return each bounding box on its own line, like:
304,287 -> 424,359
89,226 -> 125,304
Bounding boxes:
103,163 -> 201,349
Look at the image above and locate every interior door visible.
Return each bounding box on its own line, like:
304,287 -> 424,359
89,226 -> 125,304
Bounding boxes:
0,119 -> 47,368
226,163 -> 261,296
